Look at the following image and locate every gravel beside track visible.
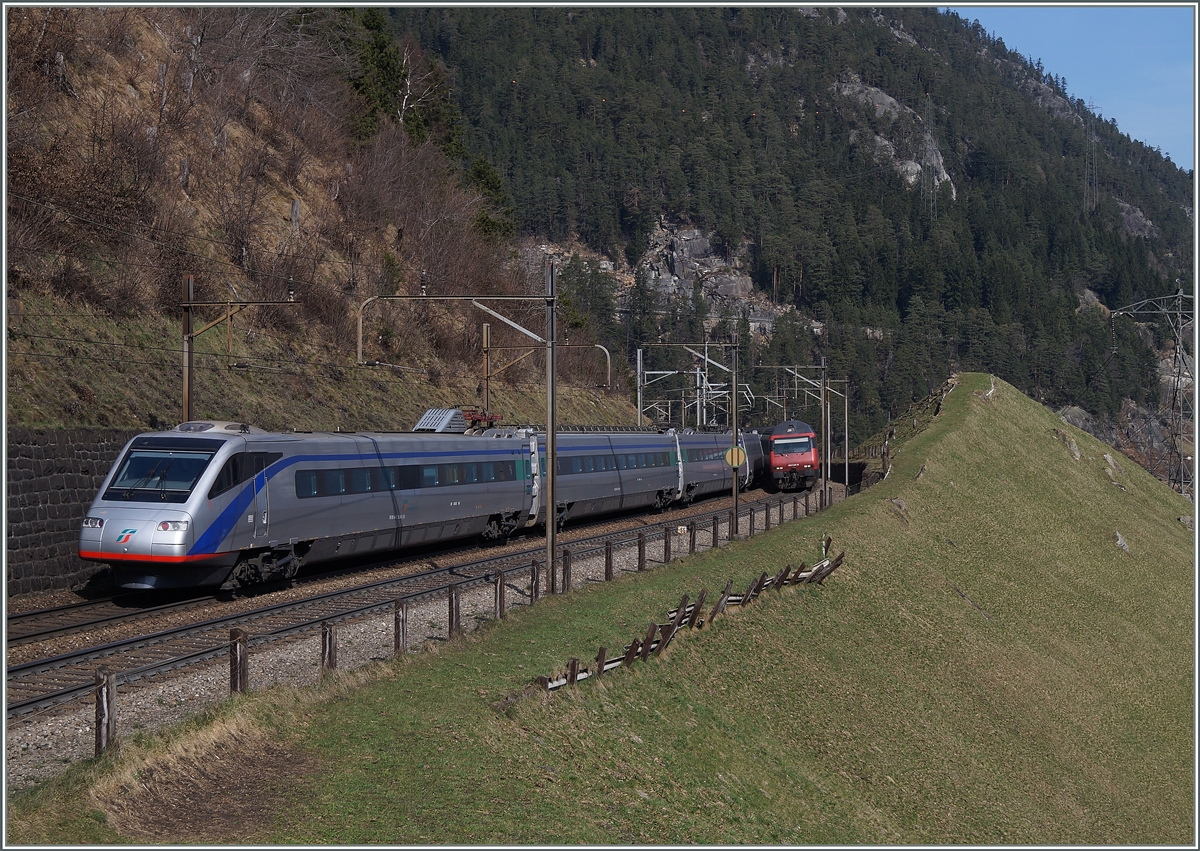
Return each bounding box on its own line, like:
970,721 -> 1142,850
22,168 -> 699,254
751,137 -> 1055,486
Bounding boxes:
5,484 -> 845,794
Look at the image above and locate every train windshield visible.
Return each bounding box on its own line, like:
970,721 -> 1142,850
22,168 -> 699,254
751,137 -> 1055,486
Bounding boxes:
772,436 -> 813,456
104,447 -> 218,503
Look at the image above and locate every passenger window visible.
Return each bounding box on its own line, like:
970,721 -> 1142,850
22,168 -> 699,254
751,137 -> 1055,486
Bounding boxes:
350,468 -> 372,494
422,465 -> 439,487
323,469 -> 345,495
583,456 -> 595,473
295,470 -> 317,499
397,466 -> 420,489
373,467 -> 397,491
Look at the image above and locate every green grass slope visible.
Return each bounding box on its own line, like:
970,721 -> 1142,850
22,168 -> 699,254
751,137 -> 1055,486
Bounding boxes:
8,374 -> 1194,844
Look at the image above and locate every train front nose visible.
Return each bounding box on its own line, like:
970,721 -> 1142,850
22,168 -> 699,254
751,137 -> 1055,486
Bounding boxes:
80,510 -> 194,560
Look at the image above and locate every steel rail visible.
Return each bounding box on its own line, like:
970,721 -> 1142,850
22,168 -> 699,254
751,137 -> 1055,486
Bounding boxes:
6,490 -> 802,718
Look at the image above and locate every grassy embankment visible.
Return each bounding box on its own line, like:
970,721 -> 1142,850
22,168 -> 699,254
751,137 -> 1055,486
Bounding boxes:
5,289 -> 634,432
7,373 -> 1193,844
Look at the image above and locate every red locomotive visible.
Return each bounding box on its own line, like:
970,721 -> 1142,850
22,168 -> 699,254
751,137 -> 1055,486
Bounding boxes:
761,420 -> 820,491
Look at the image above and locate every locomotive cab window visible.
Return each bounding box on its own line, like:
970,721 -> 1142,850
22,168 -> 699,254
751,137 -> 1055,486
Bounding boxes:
105,438 -> 225,503
772,437 -> 813,455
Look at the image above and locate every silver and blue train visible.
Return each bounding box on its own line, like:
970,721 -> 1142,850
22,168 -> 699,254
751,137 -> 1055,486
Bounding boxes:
79,413 -> 765,591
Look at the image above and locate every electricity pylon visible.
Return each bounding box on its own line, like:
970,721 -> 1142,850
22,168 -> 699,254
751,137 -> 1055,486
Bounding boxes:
1112,288 -> 1194,497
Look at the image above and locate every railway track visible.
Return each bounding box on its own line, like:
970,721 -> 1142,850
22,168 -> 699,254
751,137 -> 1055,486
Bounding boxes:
6,594 -> 219,646
6,489 -> 826,718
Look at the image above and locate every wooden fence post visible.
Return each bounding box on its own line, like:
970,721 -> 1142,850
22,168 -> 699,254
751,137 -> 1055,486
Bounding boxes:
494,570 -> 507,620
623,639 -> 640,667
689,521 -> 697,555
748,507 -> 755,537
637,533 -> 646,571
604,540 -> 614,581
738,578 -> 754,607
530,558 -> 540,604
663,529 -> 671,564
562,548 -> 572,593
550,547 -> 558,595
687,589 -> 708,629
94,667 -> 116,757
729,511 -> 736,541
394,599 -> 407,654
321,621 -> 337,674
567,658 -> 580,686
657,595 -> 689,654
449,583 -> 461,637
792,494 -> 798,520
804,492 -> 809,517
595,646 -> 608,678
712,514 -> 720,547
229,628 -> 249,694
641,623 -> 656,661
765,501 -> 772,532
708,579 -> 734,623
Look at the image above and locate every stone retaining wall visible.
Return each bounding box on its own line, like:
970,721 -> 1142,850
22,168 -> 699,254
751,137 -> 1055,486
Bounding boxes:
6,428 -> 142,596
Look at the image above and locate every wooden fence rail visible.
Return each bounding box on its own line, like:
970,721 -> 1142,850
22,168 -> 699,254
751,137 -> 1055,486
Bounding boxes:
537,542 -> 846,691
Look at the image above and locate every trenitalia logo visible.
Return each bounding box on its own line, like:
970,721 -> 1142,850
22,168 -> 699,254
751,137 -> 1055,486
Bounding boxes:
115,528 -> 138,544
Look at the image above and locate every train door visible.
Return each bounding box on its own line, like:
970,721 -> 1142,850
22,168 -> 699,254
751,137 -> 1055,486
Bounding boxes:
252,467 -> 269,539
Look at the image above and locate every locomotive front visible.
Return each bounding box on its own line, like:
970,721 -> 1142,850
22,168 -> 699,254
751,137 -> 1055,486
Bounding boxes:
78,423 -> 251,589
764,420 -> 820,491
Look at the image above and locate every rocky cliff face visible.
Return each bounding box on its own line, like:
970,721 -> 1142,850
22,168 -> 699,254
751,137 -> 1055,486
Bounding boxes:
523,218 -> 798,344
638,218 -> 793,339
836,71 -> 956,201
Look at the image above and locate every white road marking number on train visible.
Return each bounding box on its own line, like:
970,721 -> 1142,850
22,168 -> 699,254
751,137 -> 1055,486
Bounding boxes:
449,501 -> 461,507
247,515 -> 254,523
389,514 -> 406,520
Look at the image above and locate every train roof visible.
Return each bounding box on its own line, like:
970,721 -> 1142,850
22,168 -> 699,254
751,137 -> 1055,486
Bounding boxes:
769,420 -> 815,436
175,421 -> 269,435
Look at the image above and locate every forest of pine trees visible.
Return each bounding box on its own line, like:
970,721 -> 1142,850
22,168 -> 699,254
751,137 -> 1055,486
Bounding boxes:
395,6 -> 1190,441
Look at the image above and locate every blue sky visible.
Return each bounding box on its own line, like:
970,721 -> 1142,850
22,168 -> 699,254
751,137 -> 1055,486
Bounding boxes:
946,5 -> 1196,172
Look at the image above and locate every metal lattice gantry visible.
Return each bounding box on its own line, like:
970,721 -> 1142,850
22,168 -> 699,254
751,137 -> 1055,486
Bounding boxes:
1112,288 -> 1194,498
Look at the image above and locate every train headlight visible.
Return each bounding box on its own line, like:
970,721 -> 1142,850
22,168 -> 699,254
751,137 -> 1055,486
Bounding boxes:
157,520 -> 189,532
82,517 -> 105,528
